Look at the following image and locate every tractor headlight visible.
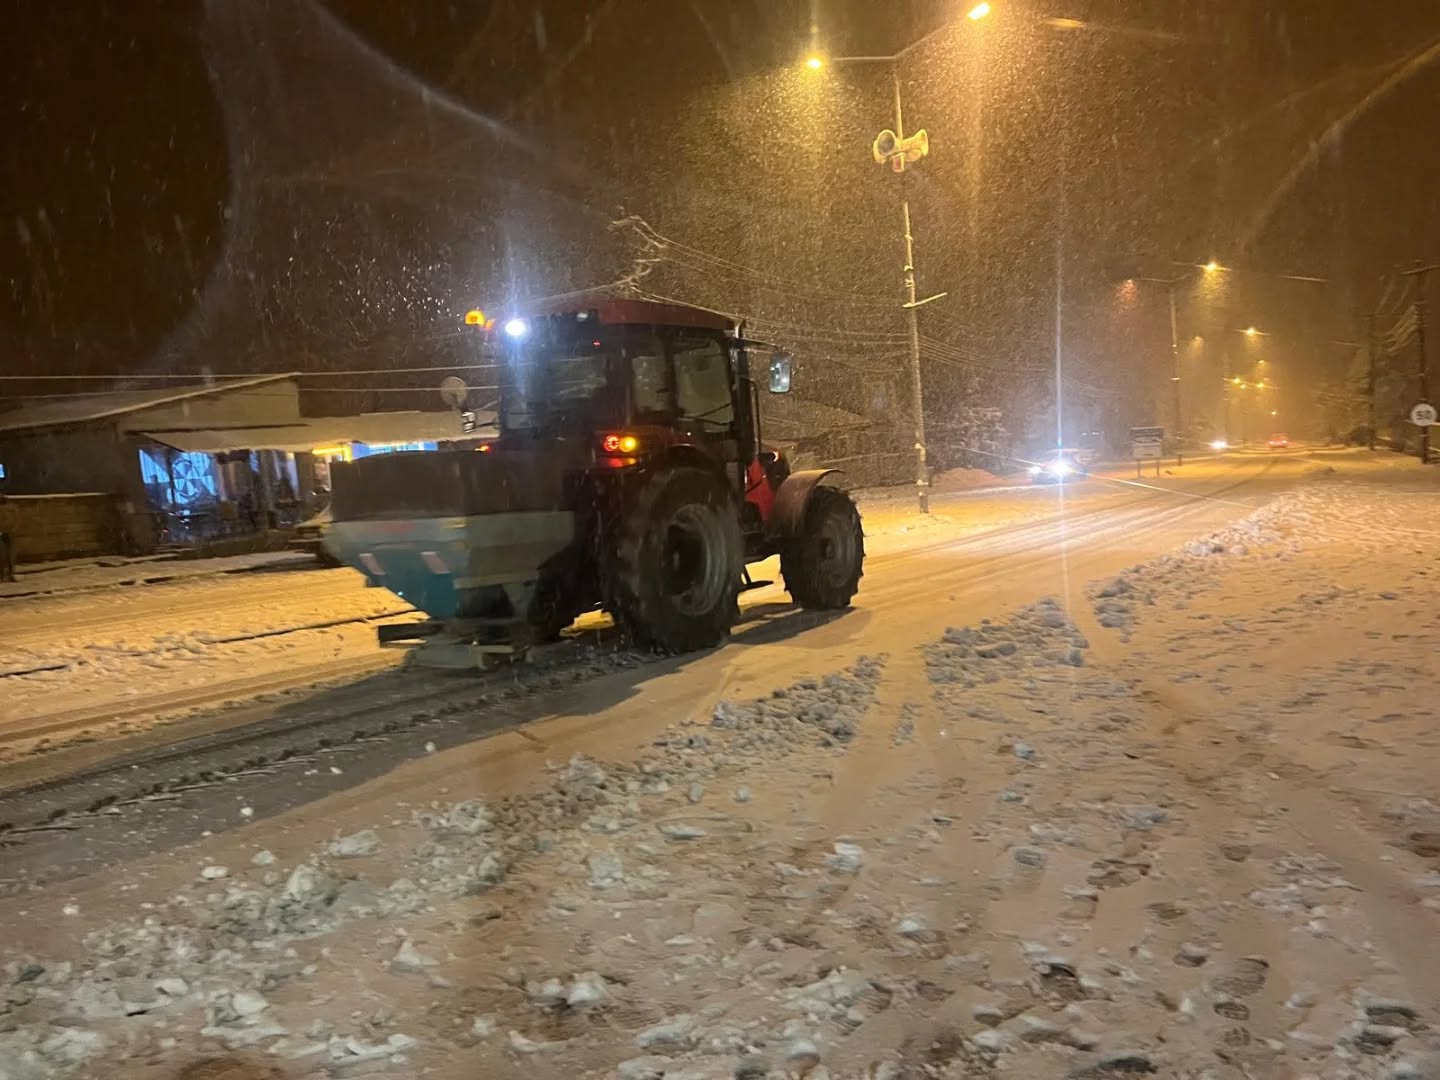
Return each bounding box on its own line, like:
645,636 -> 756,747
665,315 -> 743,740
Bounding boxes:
503,317 -> 530,339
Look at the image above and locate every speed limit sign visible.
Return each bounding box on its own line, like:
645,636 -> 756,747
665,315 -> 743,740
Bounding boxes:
1411,402 -> 1438,427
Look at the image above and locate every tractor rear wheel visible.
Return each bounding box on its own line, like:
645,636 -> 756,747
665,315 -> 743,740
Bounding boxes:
781,485 -> 864,609
609,467 -> 742,652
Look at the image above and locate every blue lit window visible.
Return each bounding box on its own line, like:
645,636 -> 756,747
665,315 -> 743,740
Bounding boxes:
350,441 -> 437,459
139,447 -> 219,508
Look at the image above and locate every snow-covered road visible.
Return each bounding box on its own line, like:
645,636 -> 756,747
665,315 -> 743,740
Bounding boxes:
4,449 -> 1438,1080
0,453 -> 1291,768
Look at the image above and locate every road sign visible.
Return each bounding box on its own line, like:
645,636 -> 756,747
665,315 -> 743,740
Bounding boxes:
1410,402 -> 1438,427
1129,425 -> 1164,459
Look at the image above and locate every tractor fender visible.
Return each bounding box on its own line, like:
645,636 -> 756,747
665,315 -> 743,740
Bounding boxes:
768,468 -> 842,539
651,443 -> 726,480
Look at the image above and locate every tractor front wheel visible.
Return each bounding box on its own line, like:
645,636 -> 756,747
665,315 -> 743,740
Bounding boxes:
781,486 -> 864,609
609,467 -> 742,652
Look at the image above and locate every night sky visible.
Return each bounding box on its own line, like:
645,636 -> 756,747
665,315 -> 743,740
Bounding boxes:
2,0 -> 1438,436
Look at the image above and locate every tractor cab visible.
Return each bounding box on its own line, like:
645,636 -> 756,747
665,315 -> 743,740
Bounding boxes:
489,300 -> 794,552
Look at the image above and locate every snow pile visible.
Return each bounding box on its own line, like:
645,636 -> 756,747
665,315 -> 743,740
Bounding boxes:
926,597 -> 1088,687
0,657 -> 888,1077
1087,489 -> 1318,634
706,655 -> 884,746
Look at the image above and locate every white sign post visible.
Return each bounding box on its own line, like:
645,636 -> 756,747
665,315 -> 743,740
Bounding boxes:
1130,425 -> 1164,476
1410,402 -> 1437,427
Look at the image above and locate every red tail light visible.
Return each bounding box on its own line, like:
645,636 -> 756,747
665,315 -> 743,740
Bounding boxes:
601,433 -> 640,454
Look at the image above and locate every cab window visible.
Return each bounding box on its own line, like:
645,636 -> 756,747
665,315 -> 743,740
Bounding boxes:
627,332 -> 672,419
671,332 -> 734,430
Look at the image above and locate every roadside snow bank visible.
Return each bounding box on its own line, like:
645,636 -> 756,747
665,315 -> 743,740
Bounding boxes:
0,657 -> 886,1077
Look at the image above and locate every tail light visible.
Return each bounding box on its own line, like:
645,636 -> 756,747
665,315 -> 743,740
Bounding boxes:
601,433 -> 640,454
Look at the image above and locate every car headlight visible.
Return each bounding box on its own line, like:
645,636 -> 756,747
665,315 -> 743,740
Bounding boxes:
1047,462 -> 1073,477
1027,465 -> 1041,475
1209,439 -> 1228,450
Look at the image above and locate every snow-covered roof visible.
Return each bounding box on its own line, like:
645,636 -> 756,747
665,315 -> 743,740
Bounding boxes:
145,409 -> 497,453
0,374 -> 297,435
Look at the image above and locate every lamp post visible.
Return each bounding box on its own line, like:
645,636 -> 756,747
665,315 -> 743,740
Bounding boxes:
806,2 -> 990,512
1127,274 -> 1187,462
1400,262 -> 1438,463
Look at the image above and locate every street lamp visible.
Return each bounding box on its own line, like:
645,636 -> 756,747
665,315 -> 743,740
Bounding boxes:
1185,263 -> 1329,445
1125,272 -> 1189,463
805,4 -> 991,512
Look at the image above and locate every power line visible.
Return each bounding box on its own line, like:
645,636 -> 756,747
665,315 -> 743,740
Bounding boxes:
627,220 -> 987,348
0,363 -> 498,382
631,289 -> 911,354
621,217 -> 898,311
921,338 -> 1115,397
655,250 -> 901,315
300,384 -> 499,394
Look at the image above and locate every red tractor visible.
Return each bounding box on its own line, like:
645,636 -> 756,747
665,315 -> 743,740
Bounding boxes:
327,299 -> 864,657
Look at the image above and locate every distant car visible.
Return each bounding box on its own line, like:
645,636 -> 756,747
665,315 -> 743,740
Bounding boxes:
290,504 -> 339,566
1267,433 -> 1290,449
1028,449 -> 1088,483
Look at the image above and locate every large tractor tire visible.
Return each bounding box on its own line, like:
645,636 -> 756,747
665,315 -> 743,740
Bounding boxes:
609,466 -> 742,652
781,485 -> 864,609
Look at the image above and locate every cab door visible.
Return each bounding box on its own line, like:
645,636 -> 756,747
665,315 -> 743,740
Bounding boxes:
667,328 -> 739,466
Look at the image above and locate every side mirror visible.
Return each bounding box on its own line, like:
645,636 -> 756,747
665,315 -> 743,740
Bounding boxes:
768,351 -> 793,394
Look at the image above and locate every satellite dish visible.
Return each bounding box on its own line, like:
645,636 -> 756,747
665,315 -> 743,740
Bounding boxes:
439,376 -> 469,409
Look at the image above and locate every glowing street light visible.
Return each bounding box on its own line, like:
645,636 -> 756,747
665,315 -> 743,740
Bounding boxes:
1204,260 -> 1221,273
803,8 -> 992,512
1116,271 -> 1189,461
1245,326 -> 1258,337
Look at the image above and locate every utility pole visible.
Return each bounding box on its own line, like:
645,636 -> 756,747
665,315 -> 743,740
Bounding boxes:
1221,342 -> 1233,445
1400,262 -> 1438,463
1130,274 -> 1188,461
1366,312 -> 1378,451
1167,283 -> 1183,463
812,7 -> 990,515
893,69 -> 929,513
815,13 -> 989,512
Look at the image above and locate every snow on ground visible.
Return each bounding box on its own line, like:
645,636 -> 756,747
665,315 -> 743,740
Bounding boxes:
0,567 -> 418,761
0,476 -> 1085,759
0,551 -> 309,601
1,464 -> 1438,1079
